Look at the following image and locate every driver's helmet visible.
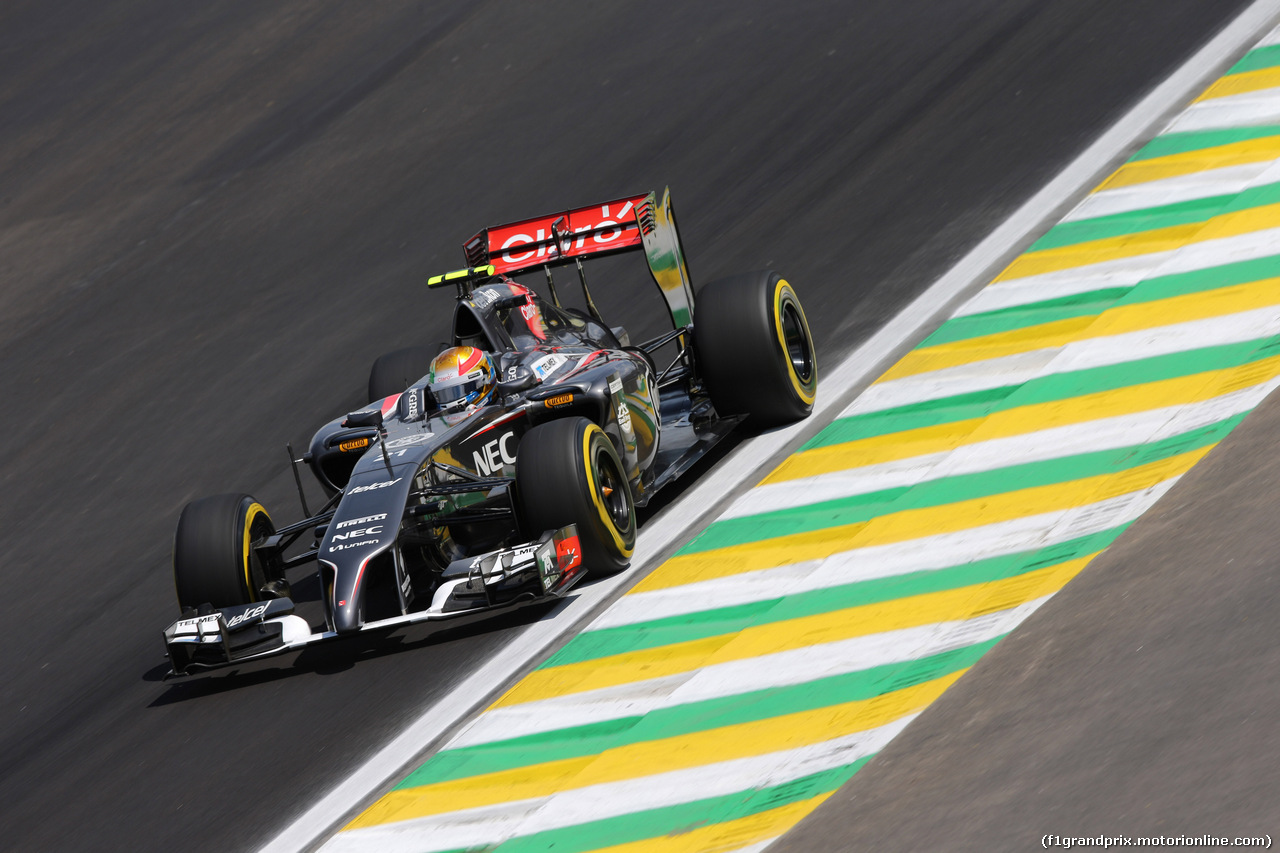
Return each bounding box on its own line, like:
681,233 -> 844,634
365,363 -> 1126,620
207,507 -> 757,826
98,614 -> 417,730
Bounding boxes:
427,346 -> 496,411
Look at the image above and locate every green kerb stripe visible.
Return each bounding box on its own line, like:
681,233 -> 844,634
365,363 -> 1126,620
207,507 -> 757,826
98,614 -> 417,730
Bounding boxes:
491,759 -> 873,853
802,386 -> 1018,450
920,288 -> 1130,347
919,251 -> 1280,348
1028,192 -> 1237,253
1129,125 -> 1280,161
1027,178 -> 1280,254
803,334 -> 1280,450
550,525 -> 1125,668
404,641 -> 996,788
683,412 -> 1241,555
1229,43 -> 1280,75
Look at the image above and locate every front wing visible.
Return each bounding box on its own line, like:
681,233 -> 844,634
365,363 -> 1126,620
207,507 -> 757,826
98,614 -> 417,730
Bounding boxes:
162,525 -> 584,677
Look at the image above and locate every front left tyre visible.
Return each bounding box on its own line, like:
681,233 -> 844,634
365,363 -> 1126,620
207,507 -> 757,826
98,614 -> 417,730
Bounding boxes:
173,493 -> 280,611
692,269 -> 817,426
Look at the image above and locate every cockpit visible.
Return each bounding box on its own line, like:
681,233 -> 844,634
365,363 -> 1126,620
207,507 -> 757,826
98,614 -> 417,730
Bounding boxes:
450,282 -> 618,352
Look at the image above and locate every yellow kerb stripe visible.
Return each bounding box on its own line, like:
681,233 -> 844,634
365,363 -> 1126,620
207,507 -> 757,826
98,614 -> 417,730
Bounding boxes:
589,794 -> 829,853
1196,66 -> 1280,102
371,320 -> 1232,823
996,201 -> 1280,282
631,444 -> 1205,598
770,353 -> 1280,484
1099,136 -> 1280,190
882,277 -> 1280,380
348,671 -> 964,827
501,555 -> 1093,709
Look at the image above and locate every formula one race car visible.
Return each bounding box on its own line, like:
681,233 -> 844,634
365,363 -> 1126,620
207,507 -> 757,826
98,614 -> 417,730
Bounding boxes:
162,188 -> 817,675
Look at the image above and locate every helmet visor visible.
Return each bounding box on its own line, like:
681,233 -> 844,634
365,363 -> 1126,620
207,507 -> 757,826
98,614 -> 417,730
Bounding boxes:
433,377 -> 486,406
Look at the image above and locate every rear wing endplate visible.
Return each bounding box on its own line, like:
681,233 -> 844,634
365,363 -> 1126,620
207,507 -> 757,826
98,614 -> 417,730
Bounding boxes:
462,187 -> 696,330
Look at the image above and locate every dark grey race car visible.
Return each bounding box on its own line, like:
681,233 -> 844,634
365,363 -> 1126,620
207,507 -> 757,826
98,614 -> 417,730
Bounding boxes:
162,188 -> 818,676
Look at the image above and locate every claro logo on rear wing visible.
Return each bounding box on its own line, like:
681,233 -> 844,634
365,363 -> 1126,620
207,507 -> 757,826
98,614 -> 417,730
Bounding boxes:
462,188 -> 697,329
465,195 -> 648,274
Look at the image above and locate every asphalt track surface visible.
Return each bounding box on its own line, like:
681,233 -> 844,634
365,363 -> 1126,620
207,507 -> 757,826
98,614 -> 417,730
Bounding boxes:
0,2 -> 1255,851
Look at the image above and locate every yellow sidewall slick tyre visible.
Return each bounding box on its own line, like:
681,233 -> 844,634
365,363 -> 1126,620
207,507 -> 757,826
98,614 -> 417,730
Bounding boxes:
693,269 -> 817,426
173,493 -> 277,612
368,344 -> 440,404
517,417 -> 636,575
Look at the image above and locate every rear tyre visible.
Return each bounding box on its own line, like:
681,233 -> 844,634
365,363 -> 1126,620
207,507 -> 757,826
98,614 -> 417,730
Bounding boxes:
173,493 -> 279,611
693,270 -> 817,426
517,417 -> 636,575
368,345 -> 438,404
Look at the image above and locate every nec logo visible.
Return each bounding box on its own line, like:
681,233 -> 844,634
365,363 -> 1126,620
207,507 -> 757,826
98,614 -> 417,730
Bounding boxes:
473,432 -> 517,476
331,525 -> 382,541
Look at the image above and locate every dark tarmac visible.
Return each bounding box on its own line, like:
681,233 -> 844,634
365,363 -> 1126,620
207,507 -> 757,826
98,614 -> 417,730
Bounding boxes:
0,2 -> 1256,850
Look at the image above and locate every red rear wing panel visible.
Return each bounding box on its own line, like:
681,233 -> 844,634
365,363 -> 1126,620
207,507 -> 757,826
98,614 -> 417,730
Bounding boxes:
464,194 -> 651,275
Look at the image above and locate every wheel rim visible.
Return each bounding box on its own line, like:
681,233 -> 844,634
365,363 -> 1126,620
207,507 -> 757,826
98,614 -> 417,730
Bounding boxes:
242,503 -> 276,598
593,444 -> 632,533
780,300 -> 813,384
771,279 -> 817,407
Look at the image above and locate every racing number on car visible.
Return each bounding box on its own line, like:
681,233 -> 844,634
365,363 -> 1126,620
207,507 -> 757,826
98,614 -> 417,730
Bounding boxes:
616,399 -> 632,434
609,376 -> 633,436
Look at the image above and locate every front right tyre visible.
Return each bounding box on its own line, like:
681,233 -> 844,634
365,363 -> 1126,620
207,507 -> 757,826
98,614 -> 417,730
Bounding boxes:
516,417 -> 636,575
368,345 -> 438,404
173,493 -> 279,611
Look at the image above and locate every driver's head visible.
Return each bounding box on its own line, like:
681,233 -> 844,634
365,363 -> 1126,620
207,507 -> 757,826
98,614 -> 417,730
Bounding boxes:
428,346 -> 496,411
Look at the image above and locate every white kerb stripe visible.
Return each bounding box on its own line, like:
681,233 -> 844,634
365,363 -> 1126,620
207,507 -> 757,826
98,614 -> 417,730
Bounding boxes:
1063,162 -> 1275,222
848,304 -> 1280,416
1165,86 -> 1280,134
594,478 -> 1181,632
451,599 -> 1046,749
956,226 -> 1280,317
322,716 -> 918,853
727,377 -> 1278,520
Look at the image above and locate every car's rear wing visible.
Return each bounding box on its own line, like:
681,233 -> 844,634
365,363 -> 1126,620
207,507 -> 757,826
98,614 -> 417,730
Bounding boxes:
462,187 -> 696,329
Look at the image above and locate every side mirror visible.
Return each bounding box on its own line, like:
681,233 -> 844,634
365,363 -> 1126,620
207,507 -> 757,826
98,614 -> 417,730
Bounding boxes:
497,364 -> 537,394
493,294 -> 528,312
342,408 -> 384,430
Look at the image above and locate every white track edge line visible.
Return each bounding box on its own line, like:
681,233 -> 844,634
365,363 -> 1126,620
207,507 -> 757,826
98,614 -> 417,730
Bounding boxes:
259,4 -> 1280,851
